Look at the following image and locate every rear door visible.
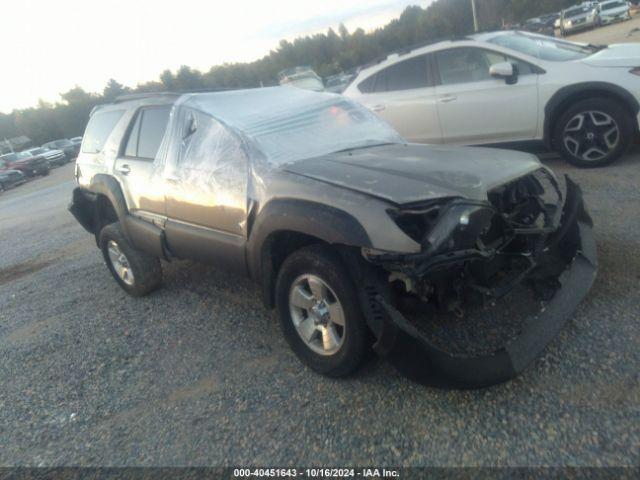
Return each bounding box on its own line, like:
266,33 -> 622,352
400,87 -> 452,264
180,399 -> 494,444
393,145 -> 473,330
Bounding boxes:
433,47 -> 539,145
355,53 -> 443,143
114,105 -> 171,221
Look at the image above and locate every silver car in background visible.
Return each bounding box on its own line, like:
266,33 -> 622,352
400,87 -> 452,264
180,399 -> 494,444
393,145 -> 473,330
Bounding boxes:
599,0 -> 632,24
560,2 -> 601,35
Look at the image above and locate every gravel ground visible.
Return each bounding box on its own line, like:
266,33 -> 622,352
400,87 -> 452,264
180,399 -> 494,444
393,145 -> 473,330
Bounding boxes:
0,148 -> 639,467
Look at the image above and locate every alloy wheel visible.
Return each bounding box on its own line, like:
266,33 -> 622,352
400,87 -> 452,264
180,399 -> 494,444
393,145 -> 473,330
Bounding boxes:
107,240 -> 135,286
288,274 -> 346,356
563,110 -> 620,163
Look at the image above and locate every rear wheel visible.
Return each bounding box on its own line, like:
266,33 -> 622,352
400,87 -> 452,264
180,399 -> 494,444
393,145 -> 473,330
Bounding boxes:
99,222 -> 162,297
275,245 -> 369,377
554,98 -> 634,168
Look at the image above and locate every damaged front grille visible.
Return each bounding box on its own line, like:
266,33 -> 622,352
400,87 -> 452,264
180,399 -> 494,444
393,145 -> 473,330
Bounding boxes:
367,168 -> 568,314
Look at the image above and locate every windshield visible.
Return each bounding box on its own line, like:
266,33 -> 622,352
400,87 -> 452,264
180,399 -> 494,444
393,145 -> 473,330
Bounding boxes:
487,32 -> 597,61
28,148 -> 46,155
172,87 -> 404,166
564,5 -> 592,16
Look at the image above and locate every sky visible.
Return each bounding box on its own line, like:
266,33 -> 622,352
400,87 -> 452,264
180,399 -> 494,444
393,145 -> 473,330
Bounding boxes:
0,0 -> 430,113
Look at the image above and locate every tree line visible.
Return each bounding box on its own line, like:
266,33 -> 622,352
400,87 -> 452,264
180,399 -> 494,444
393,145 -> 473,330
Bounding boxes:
0,0 -> 579,146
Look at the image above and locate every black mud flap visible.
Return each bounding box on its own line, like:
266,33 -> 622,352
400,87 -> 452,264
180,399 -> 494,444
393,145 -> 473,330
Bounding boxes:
68,187 -> 97,234
373,177 -> 597,388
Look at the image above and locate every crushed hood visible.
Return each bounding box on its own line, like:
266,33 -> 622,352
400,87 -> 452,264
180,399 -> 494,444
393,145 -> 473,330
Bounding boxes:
283,144 -> 542,205
583,44 -> 640,67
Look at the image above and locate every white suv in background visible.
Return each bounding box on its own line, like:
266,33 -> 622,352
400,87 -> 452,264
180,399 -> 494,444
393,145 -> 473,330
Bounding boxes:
599,0 -> 632,24
343,31 -> 640,167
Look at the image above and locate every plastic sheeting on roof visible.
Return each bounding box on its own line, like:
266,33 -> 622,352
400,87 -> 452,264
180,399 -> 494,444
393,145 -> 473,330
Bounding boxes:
154,86 -> 403,171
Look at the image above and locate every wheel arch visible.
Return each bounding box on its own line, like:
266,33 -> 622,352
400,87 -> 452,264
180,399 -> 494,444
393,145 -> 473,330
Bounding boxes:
543,82 -> 640,148
247,198 -> 372,308
70,175 -> 166,258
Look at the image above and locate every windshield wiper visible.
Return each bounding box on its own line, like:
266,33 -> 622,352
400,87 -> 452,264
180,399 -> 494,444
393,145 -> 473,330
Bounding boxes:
587,43 -> 608,52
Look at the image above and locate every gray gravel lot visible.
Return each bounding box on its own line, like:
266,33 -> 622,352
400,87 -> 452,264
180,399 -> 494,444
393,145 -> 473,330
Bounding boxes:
1,148 -> 639,467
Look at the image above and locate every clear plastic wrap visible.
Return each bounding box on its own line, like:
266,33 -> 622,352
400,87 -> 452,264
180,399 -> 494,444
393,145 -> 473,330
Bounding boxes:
154,86 -> 403,174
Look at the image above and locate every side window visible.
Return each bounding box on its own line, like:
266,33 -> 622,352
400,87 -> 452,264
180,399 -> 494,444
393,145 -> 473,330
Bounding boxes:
358,73 -> 377,93
383,54 -> 433,91
124,112 -> 142,157
436,48 -> 492,85
483,50 -> 535,75
82,110 -> 125,154
357,54 -> 433,93
169,108 -> 247,201
436,47 -> 536,86
122,106 -> 171,159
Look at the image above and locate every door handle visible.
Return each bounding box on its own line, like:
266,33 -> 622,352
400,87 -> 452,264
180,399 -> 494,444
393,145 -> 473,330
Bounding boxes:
439,95 -> 458,103
117,164 -> 131,175
371,104 -> 386,112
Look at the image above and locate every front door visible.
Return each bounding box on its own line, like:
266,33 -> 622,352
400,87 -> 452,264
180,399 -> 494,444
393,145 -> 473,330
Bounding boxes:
162,107 -> 249,274
433,47 -> 539,145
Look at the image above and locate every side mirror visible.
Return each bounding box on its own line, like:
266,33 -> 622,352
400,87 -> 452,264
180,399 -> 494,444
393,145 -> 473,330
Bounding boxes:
490,61 -> 518,84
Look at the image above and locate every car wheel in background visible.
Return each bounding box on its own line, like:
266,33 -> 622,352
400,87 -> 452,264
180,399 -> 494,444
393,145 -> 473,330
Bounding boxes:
554,98 -> 634,168
275,244 -> 369,377
0,182 -> 4,193
99,222 -> 162,297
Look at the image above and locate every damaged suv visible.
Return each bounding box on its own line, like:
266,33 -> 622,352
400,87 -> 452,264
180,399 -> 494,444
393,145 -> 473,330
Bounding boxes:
69,87 -> 596,387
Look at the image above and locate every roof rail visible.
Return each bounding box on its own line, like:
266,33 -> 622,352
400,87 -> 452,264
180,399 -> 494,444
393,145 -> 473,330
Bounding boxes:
112,86 -> 255,104
112,92 -> 181,103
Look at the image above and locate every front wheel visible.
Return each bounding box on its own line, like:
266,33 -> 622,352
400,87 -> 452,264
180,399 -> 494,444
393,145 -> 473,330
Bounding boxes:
99,222 -> 162,297
275,245 -> 369,377
554,98 -> 634,168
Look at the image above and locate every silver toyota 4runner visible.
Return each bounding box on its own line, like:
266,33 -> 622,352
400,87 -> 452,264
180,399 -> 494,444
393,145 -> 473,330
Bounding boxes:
69,87 -> 596,387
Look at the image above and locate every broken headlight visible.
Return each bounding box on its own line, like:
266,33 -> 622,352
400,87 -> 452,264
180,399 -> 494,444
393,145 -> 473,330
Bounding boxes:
388,200 -> 495,253
424,202 -> 495,254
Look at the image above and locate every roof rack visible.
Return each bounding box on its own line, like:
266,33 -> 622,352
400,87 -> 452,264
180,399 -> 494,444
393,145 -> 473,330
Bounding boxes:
112,92 -> 182,103
112,87 -> 252,104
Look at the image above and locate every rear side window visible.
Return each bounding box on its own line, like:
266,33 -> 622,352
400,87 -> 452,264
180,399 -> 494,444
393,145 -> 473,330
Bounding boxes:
123,106 -> 171,159
358,54 -> 433,93
82,110 -> 125,154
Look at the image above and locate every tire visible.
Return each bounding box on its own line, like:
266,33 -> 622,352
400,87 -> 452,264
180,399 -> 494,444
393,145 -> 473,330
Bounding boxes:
553,98 -> 634,168
99,222 -> 162,297
0,182 -> 4,193
41,169 -> 49,176
275,244 -> 369,377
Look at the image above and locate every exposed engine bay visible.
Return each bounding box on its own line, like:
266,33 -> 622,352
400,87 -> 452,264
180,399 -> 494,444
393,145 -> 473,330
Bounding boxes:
355,170 -> 597,388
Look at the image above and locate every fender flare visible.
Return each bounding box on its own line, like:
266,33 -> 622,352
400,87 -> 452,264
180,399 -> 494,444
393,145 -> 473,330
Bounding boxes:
543,82 -> 640,148
83,175 -> 166,258
246,198 -> 372,307
88,174 -> 131,236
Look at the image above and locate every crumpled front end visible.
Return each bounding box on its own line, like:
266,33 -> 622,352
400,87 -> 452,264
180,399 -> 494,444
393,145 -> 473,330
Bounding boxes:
357,171 -> 597,388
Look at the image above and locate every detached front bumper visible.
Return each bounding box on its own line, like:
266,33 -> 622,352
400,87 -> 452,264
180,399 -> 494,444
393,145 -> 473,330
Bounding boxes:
371,177 -> 597,388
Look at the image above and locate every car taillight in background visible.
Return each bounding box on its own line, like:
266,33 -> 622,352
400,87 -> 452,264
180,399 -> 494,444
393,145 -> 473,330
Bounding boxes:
630,67 -> 640,76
